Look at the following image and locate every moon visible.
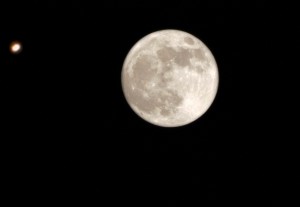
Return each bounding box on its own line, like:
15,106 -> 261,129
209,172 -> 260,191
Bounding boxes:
121,29 -> 219,127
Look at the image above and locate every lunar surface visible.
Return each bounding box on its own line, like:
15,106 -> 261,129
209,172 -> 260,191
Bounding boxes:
121,30 -> 219,127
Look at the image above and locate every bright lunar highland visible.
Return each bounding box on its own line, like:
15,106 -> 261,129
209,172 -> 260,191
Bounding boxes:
121,30 -> 219,127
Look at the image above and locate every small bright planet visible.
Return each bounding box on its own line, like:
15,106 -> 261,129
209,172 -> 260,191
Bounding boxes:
10,41 -> 22,54
121,29 -> 219,127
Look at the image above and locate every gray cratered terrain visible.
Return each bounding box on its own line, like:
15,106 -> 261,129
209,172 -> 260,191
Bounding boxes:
122,29 -> 219,127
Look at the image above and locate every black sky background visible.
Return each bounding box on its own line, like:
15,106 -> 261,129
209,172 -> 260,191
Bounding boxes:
1,0 -> 299,206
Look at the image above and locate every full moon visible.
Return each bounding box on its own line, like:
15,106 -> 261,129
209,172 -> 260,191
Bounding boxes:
121,29 -> 219,127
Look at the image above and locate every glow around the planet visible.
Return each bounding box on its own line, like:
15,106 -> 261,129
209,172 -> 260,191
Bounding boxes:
121,29 -> 219,127
10,41 -> 22,54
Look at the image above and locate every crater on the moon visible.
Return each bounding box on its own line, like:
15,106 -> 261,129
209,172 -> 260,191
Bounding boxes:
193,48 -> 206,61
156,47 -> 176,62
174,48 -> 192,67
156,46 -> 193,67
128,51 -> 184,118
132,54 -> 157,82
184,36 -> 194,45
125,81 -> 183,118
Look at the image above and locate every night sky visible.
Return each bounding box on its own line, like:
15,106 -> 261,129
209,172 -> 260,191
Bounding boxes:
2,0 -> 298,206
